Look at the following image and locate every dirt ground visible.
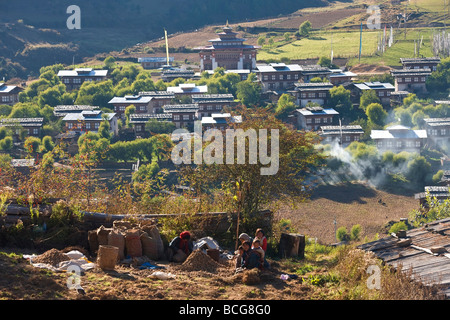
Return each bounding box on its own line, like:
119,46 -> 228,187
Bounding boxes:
0,249 -> 329,301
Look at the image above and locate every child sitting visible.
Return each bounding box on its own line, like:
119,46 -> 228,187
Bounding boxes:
252,239 -> 265,268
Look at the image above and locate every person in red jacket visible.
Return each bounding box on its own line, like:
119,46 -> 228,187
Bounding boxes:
255,228 -> 267,252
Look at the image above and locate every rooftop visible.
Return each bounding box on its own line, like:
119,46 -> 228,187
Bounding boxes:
0,118 -> 44,127
62,111 -> 116,122
358,217 -> 450,298
370,125 -> 427,140
255,63 -> 302,73
57,69 -> 108,77
167,84 -> 208,94
391,69 -> 432,76
108,95 -> 153,104
138,57 -> 174,63
296,107 -> 339,116
353,82 -> 395,90
163,104 -> 199,113
320,125 -> 364,135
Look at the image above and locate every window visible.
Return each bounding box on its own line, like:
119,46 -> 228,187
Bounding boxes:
33,128 -> 39,135
405,78 -> 411,83
323,118 -> 328,123
318,92 -> 326,98
119,106 -> 126,111
287,74 -> 291,80
416,141 -> 421,147
306,118 -> 312,124
397,141 -> 402,148
136,125 -> 141,132
387,141 -> 393,148
414,77 -> 419,83
263,75 -> 268,81
441,129 -> 446,136
379,91 -> 384,97
308,93 -> 316,98
406,141 -> 413,148
1,96 -> 9,102
73,78 -> 82,84
86,123 -> 91,130
174,115 -> 180,121
345,136 -> 351,142
377,141 -> 383,148
215,105 -> 221,110
387,91 -> 391,96
421,77 -> 426,82
207,105 -> 213,110
67,123 -> 73,129
294,74 -> 299,80
432,129 -> 438,136
315,118 -> 321,124
279,75 -> 283,80
94,123 -> 99,129
271,75 -> 276,80
63,79 -> 70,84
183,115 -> 190,120
354,135 -> 360,141
301,93 -> 307,98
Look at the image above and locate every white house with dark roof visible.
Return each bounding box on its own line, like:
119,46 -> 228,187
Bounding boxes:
62,110 -> 118,136
0,118 -> 43,137
138,57 -> 174,69
299,65 -> 332,83
57,68 -> 108,91
291,82 -> 334,107
191,94 -> 235,119
0,83 -> 23,105
108,95 -> 154,118
390,69 -> 432,94
400,57 -> 440,71
370,125 -> 427,153
320,125 -> 364,147
353,82 -> 395,106
423,117 -> 450,149
163,104 -> 199,129
254,63 -> 302,92
201,113 -> 242,130
295,106 -> 339,131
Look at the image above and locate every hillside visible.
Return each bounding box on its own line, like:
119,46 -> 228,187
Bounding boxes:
0,0 -> 332,78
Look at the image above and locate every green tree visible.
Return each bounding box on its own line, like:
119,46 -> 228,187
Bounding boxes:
412,110 -> 426,128
124,105 -> 136,128
426,57 -> 450,95
145,119 -> 176,135
257,36 -> 266,47
38,85 -> 65,107
360,90 -> 381,111
366,103 -> 387,128
275,93 -> 296,119
0,136 -> 13,151
75,80 -> 114,108
406,156 -> 431,187
318,56 -> 331,68
299,20 -> 312,37
328,85 -> 354,121
104,56 -> 116,69
236,74 -> 261,106
283,32 -> 291,42
395,108 -> 413,127
98,120 -> 111,140
268,36 -> 275,49
41,136 -> 55,153
24,136 -> 41,154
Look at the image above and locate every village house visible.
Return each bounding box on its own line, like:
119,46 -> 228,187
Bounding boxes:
0,117 -> 44,138
423,117 -> 450,149
299,65 -> 332,83
163,104 -> 199,129
167,83 -> 208,97
0,83 -> 23,105
138,91 -> 176,113
291,82 -> 333,107
328,69 -> 357,86
191,94 -> 235,119
295,106 -> 339,131
62,110 -> 118,136
195,25 -> 258,72
201,113 -> 242,131
138,57 -> 174,69
319,125 -> 364,147
353,82 -> 395,106
53,105 -> 100,118
390,68 -> 432,94
57,68 -> 108,91
128,113 -> 173,136
108,95 -> 154,118
254,63 -> 302,92
370,124 -> 427,153
400,57 -> 441,71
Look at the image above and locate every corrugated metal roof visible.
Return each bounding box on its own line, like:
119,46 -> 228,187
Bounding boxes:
358,217 -> 450,297
57,69 -> 108,77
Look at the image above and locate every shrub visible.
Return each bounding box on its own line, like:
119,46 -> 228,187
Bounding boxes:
336,226 -> 350,242
389,221 -> 408,234
350,224 -> 362,241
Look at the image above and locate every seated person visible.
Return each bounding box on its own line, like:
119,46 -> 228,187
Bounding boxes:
252,239 -> 265,263
255,228 -> 267,252
241,241 -> 261,270
167,231 -> 193,262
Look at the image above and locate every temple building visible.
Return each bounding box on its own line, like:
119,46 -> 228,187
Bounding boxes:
195,24 -> 258,72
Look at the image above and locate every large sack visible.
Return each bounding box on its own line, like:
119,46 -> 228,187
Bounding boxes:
108,230 -> 125,260
147,226 -> 164,259
140,232 -> 159,261
125,229 -> 142,257
97,245 -> 119,271
173,250 -> 187,263
97,225 -> 112,246
88,230 -> 99,254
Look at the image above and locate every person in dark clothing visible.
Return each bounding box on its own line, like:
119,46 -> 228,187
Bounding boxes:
241,241 -> 261,270
167,231 -> 193,262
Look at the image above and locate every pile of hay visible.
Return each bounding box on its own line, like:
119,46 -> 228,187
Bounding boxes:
178,249 -> 221,273
32,248 -> 70,266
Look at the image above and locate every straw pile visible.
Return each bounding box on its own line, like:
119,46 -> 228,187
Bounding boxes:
179,249 -> 221,273
33,249 -> 70,266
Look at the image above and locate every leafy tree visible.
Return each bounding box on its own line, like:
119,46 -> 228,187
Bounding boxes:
366,103 -> 387,128
38,85 -> 65,107
75,80 -> 114,108
318,56 -> 332,68
104,56 -> 116,69
236,74 -> 261,106
145,119 -> 176,135
426,57 -> 450,95
395,108 -> 413,127
336,227 -> 350,242
0,136 -> 13,151
41,136 -> 55,153
257,36 -> 266,47
283,32 -> 291,42
98,120 -> 111,140
24,136 -> 41,154
0,105 -> 12,117
350,224 -> 362,241
406,156 -> 431,187
432,170 -> 444,184
268,36 -> 275,49
275,93 -> 296,119
124,105 -> 136,128
310,77 -> 326,83
9,103 -> 41,118
299,20 -> 312,37
328,85 -> 354,122
360,90 -> 381,111
412,110 -> 426,128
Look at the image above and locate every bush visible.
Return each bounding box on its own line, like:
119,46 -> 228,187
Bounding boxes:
350,224 -> 362,241
336,226 -> 350,242
389,221 -> 408,234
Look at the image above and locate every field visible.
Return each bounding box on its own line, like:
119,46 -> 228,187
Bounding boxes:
277,182 -> 418,244
257,30 -> 379,62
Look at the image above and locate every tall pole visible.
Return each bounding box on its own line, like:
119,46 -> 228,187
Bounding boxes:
164,29 -> 170,67
359,21 -> 363,62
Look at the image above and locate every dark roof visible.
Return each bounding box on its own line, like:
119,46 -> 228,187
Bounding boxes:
320,125 -> 364,135
358,217 -> 450,298
0,118 -> 44,127
129,113 -> 172,124
163,104 -> 199,113
391,69 -> 432,76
